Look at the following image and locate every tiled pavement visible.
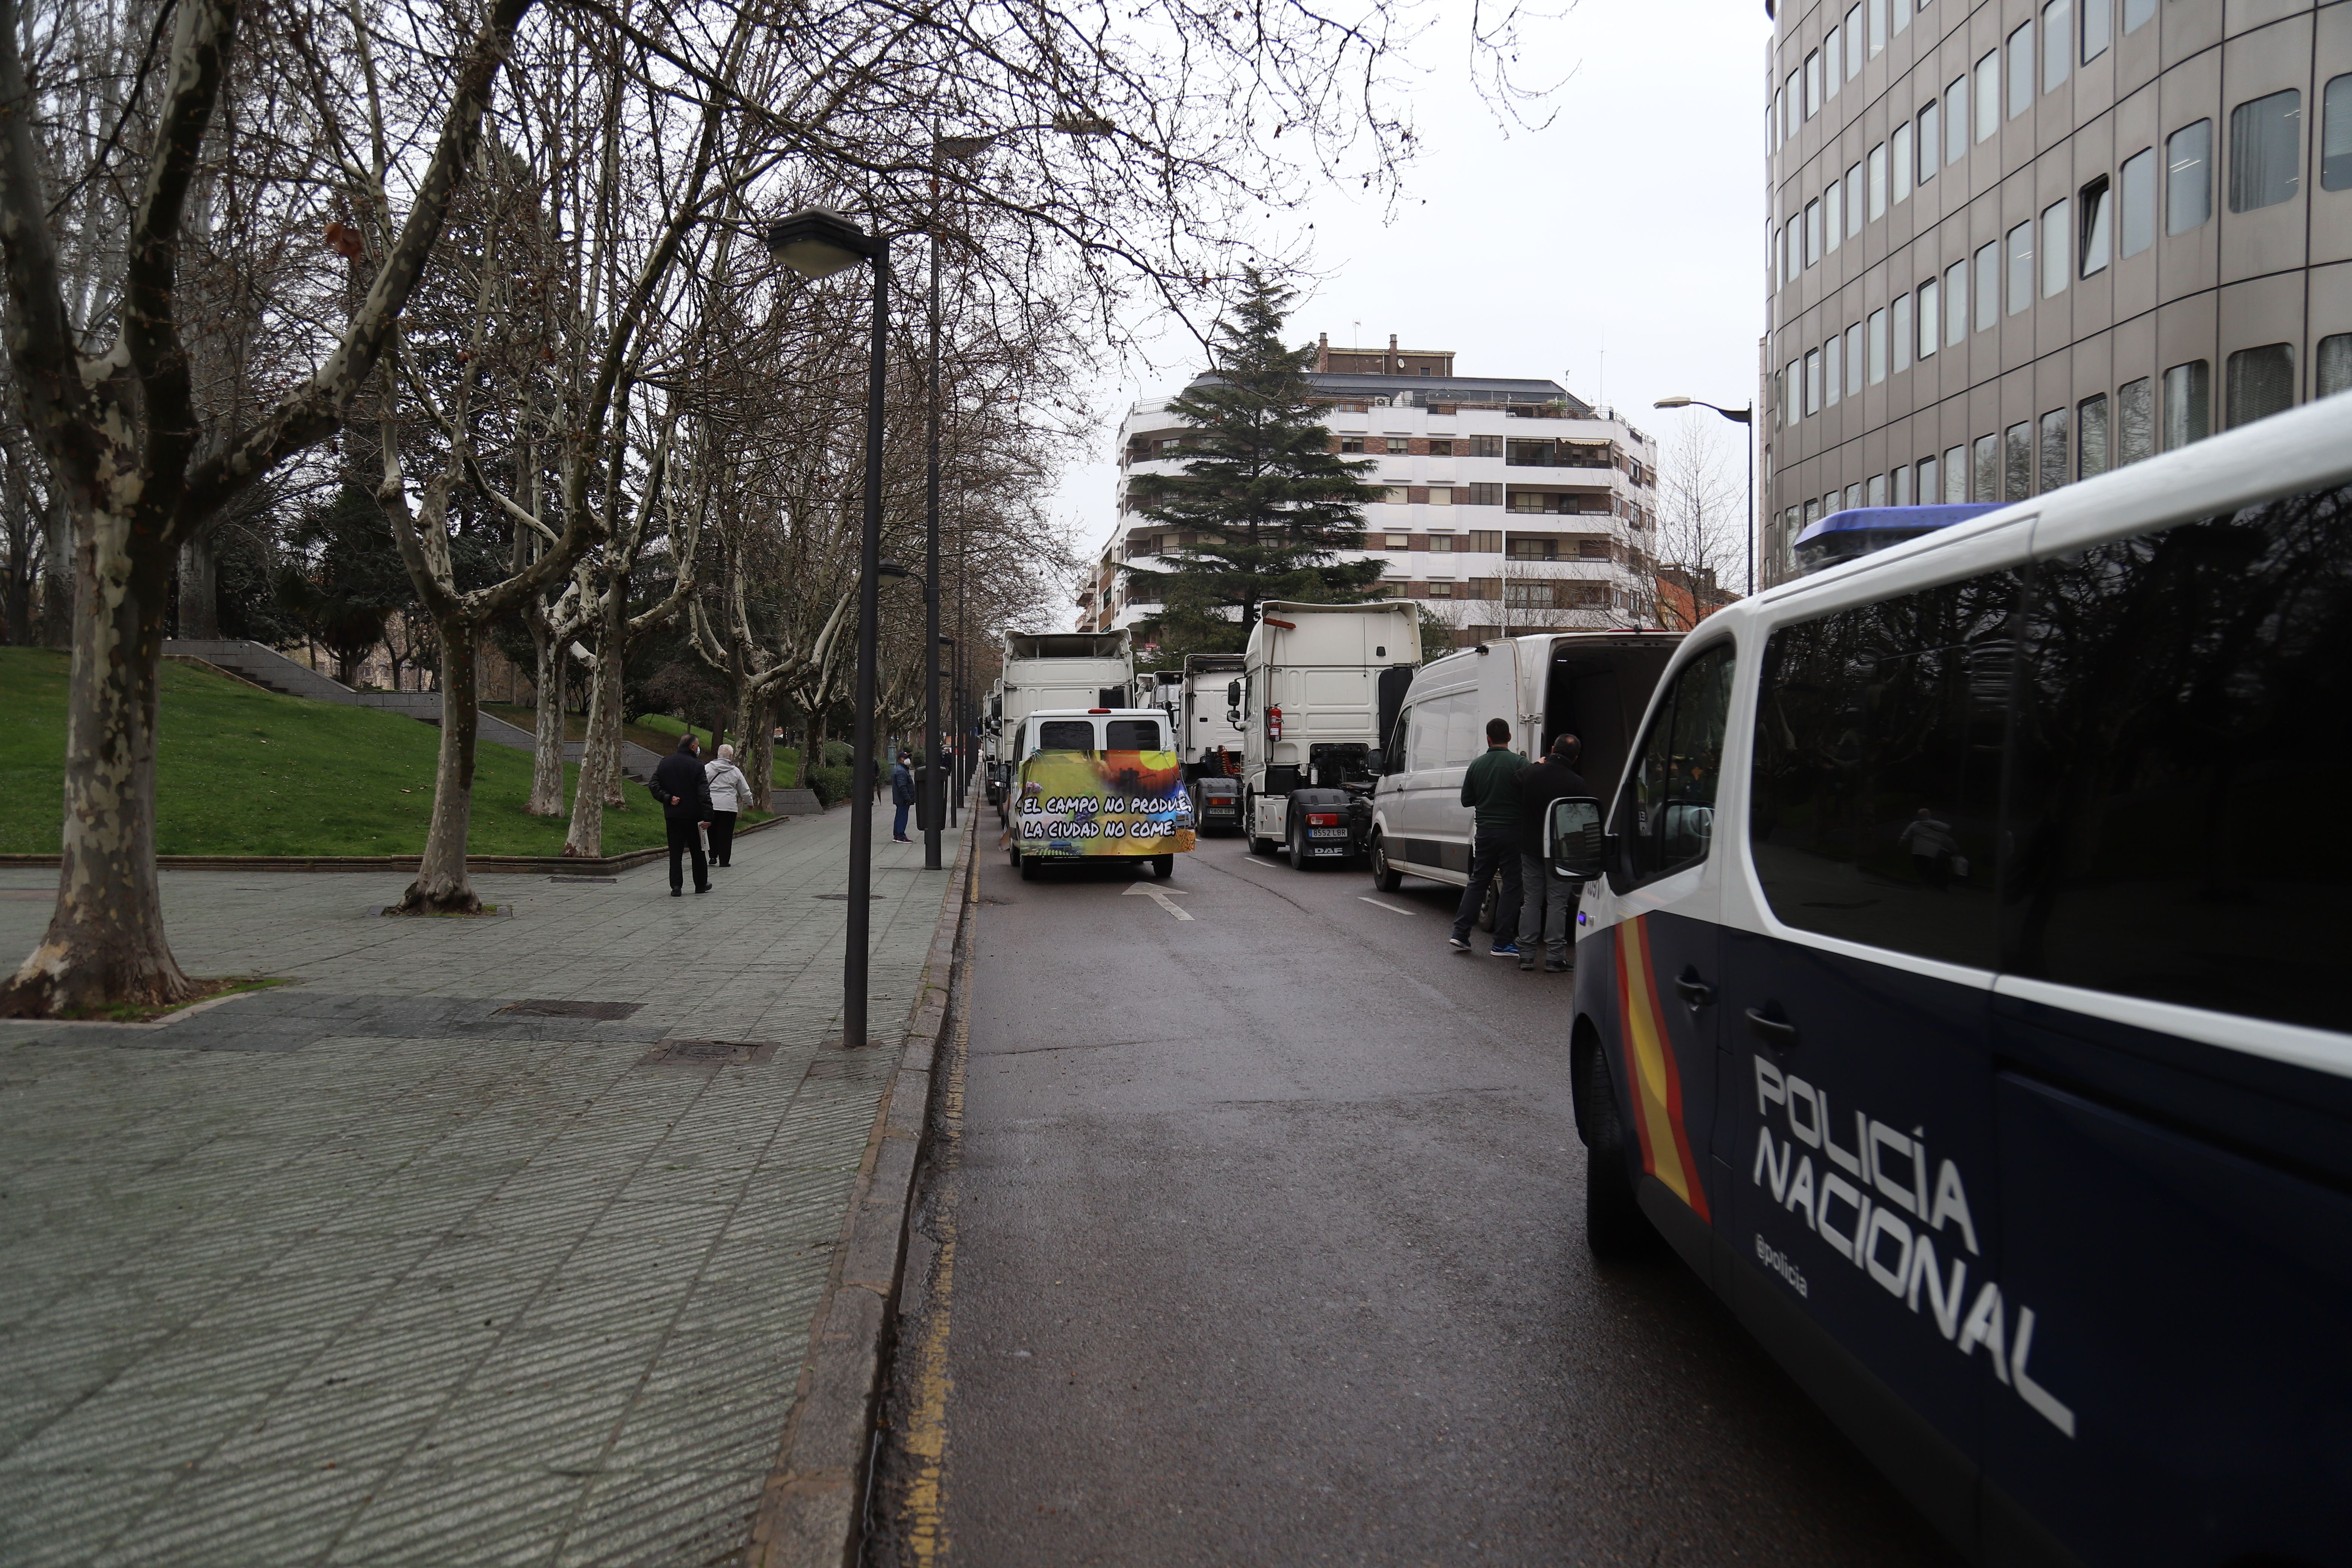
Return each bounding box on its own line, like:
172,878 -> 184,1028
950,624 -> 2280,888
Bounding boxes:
0,803 -> 961,1566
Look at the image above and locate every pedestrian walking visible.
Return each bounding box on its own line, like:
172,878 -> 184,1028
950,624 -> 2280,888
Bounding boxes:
704,743 -> 752,867
1448,718 -> 1525,957
1513,732 -> 1590,972
890,750 -> 918,842
649,733 -> 713,896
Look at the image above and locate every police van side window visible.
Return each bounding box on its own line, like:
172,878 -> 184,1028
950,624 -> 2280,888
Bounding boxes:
1747,571 -> 2018,969
2004,483 -> 2352,1033
1615,642 -> 1736,887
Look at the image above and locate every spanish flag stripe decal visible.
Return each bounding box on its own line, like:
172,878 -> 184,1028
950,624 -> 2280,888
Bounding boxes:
1612,916 -> 1712,1222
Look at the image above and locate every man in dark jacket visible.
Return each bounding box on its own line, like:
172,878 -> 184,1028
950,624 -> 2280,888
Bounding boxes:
890,750 -> 917,842
1449,718 -> 1525,956
650,735 -> 713,896
1514,733 -> 1591,972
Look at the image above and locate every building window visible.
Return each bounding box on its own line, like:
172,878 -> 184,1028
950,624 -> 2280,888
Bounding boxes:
1918,279 -> 1939,359
1805,349 -> 1822,415
2325,76 -> 2352,191
1945,259 -> 1968,346
2007,21 -> 2034,119
2321,335 -> 2352,399
1973,433 -> 2000,501
1919,103 -> 1940,183
1974,241 -> 1999,331
1464,483 -> 1502,506
1975,52 -> 2000,143
2078,393 -> 2109,478
2006,220 -> 2035,314
2038,409 -> 2068,492
1806,50 -> 1821,118
1785,360 -> 1802,423
1943,445 -> 1966,502
1946,77 -> 1969,164
2162,360 -> 2210,449
1340,435 -> 1366,453
1893,464 -> 1912,505
1845,5 -> 1863,77
2043,0 -> 2070,90
1427,487 -> 1455,506
1824,30 -> 1842,101
1867,308 -> 1888,383
1773,91 -> 1784,150
1381,487 -> 1409,504
1385,437 -> 1410,453
2228,90 -> 2301,213
1867,473 -> 1889,507
1868,144 -> 1888,220
1507,537 -> 1559,561
2120,147 -> 2155,256
2079,176 -> 2112,276
1825,183 -> 1843,253
2004,422 -> 2032,500
1578,537 -> 1611,560
2118,377 -> 2153,463
1469,435 -> 1502,457
1846,163 -> 1864,238
1426,581 -> 1453,598
1383,533 -> 1412,549
1894,292 -> 1913,371
2123,0 -> 2153,33
2041,198 -> 2070,295
1846,322 -> 1862,394
1894,124 -> 1914,201
1428,439 -> 1455,456
2167,120 -> 2213,234
1917,454 -> 1938,501
1825,334 -> 1842,406
1871,0 -> 1888,57
1785,69 -> 1802,139
1428,533 -> 1456,552
2225,344 -> 2296,427
1844,482 -> 1862,511
1806,199 -> 1822,265
2082,0 -> 2108,63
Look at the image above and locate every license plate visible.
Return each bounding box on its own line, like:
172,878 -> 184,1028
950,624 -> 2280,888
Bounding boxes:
1310,827 -> 1349,838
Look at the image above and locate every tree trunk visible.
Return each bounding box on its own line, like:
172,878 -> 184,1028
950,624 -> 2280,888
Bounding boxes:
562,643 -> 624,856
38,495 -> 70,648
746,693 -> 773,811
391,621 -> 483,914
525,623 -> 567,816
1,511 -> 193,1015
176,529 -> 220,639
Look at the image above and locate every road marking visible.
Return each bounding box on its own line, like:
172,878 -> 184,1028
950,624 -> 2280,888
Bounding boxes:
1243,857 -> 1279,868
1122,883 -> 1193,920
1359,897 -> 1415,916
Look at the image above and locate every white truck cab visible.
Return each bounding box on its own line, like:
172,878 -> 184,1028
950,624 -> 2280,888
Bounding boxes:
1237,601 -> 1421,866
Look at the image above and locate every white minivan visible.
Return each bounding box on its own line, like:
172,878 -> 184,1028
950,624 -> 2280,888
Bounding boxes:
1364,631 -> 1680,897
1565,392 -> 2352,1568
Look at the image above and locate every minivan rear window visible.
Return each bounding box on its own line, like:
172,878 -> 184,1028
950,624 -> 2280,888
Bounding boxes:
1036,721 -> 1095,751
1104,720 -> 1162,750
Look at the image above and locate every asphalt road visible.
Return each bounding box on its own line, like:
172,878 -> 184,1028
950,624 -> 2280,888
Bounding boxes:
874,827 -> 1955,1566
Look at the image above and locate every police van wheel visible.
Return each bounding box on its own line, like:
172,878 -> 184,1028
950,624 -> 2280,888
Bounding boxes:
1152,854 -> 1174,879
1583,1049 -> 1654,1260
1367,833 -> 1403,893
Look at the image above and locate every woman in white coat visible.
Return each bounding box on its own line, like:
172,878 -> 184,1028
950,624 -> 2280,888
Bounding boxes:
703,743 -> 753,867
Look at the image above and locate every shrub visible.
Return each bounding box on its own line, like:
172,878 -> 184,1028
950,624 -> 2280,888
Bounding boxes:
807,764 -> 854,808
823,739 -> 851,767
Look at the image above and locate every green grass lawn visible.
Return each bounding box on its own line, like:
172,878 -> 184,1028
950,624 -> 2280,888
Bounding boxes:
0,649 -> 703,858
481,703 -> 723,760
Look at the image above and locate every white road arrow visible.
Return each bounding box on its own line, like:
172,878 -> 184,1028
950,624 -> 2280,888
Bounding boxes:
1122,883 -> 1193,921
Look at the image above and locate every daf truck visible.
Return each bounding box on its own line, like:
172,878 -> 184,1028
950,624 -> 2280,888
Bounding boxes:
988,630 -> 1134,820
1237,601 -> 1421,865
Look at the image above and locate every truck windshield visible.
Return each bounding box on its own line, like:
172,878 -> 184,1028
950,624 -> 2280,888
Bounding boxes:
1036,721 -> 1095,751
1104,720 -> 1162,749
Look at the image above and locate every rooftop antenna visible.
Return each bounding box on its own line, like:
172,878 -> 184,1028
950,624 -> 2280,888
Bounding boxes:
1598,348 -> 1606,414
1352,319 -> 1361,346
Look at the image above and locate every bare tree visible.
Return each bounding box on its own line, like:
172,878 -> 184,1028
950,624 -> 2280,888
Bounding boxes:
1655,416 -> 1744,612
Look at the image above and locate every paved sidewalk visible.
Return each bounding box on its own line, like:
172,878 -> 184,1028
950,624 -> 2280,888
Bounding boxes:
0,803 -> 960,1566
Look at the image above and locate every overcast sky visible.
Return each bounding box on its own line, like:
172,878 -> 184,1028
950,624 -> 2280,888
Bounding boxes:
1050,0 -> 1775,582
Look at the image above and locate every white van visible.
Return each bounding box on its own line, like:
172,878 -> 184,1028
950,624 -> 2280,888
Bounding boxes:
1365,631 -> 1680,896
1565,393 -> 2352,1568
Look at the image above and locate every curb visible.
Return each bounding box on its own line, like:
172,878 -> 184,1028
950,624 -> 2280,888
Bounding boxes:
0,809 -> 798,877
746,807 -> 977,1568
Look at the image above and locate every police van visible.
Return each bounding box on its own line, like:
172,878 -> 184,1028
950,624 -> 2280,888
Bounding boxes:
1559,394 -> 2352,1568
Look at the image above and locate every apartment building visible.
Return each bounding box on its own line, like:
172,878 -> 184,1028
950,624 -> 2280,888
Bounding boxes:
1761,0 -> 2352,585
1081,342 -> 1664,646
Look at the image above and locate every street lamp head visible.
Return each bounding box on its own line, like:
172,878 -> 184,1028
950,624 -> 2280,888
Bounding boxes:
762,207 -> 877,280
1653,395 -> 1695,409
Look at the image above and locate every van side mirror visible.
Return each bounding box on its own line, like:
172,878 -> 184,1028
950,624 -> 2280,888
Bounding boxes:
1226,679 -> 1242,707
1365,747 -> 1385,775
1545,797 -> 1606,881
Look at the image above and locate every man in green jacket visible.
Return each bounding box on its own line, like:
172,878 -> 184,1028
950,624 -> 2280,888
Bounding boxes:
1449,717 -> 1526,956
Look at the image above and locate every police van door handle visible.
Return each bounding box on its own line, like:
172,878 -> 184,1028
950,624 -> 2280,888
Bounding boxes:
1673,969 -> 1715,1010
1745,1007 -> 1798,1047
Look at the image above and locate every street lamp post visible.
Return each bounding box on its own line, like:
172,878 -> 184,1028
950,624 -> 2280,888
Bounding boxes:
766,207 -> 889,1050
1654,396 -> 1756,597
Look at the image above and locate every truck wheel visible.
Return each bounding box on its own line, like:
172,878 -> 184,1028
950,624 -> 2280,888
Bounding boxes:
1288,819 -> 1318,871
1152,854 -> 1174,879
1584,1047 -> 1655,1260
1367,833 -> 1403,893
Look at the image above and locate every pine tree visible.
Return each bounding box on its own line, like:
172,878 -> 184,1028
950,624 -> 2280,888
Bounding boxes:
1128,270 -> 1389,657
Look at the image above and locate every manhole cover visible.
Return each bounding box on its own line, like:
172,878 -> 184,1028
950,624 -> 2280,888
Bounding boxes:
639,1039 -> 780,1067
497,999 -> 645,1020
549,875 -> 618,884
812,893 -> 886,901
